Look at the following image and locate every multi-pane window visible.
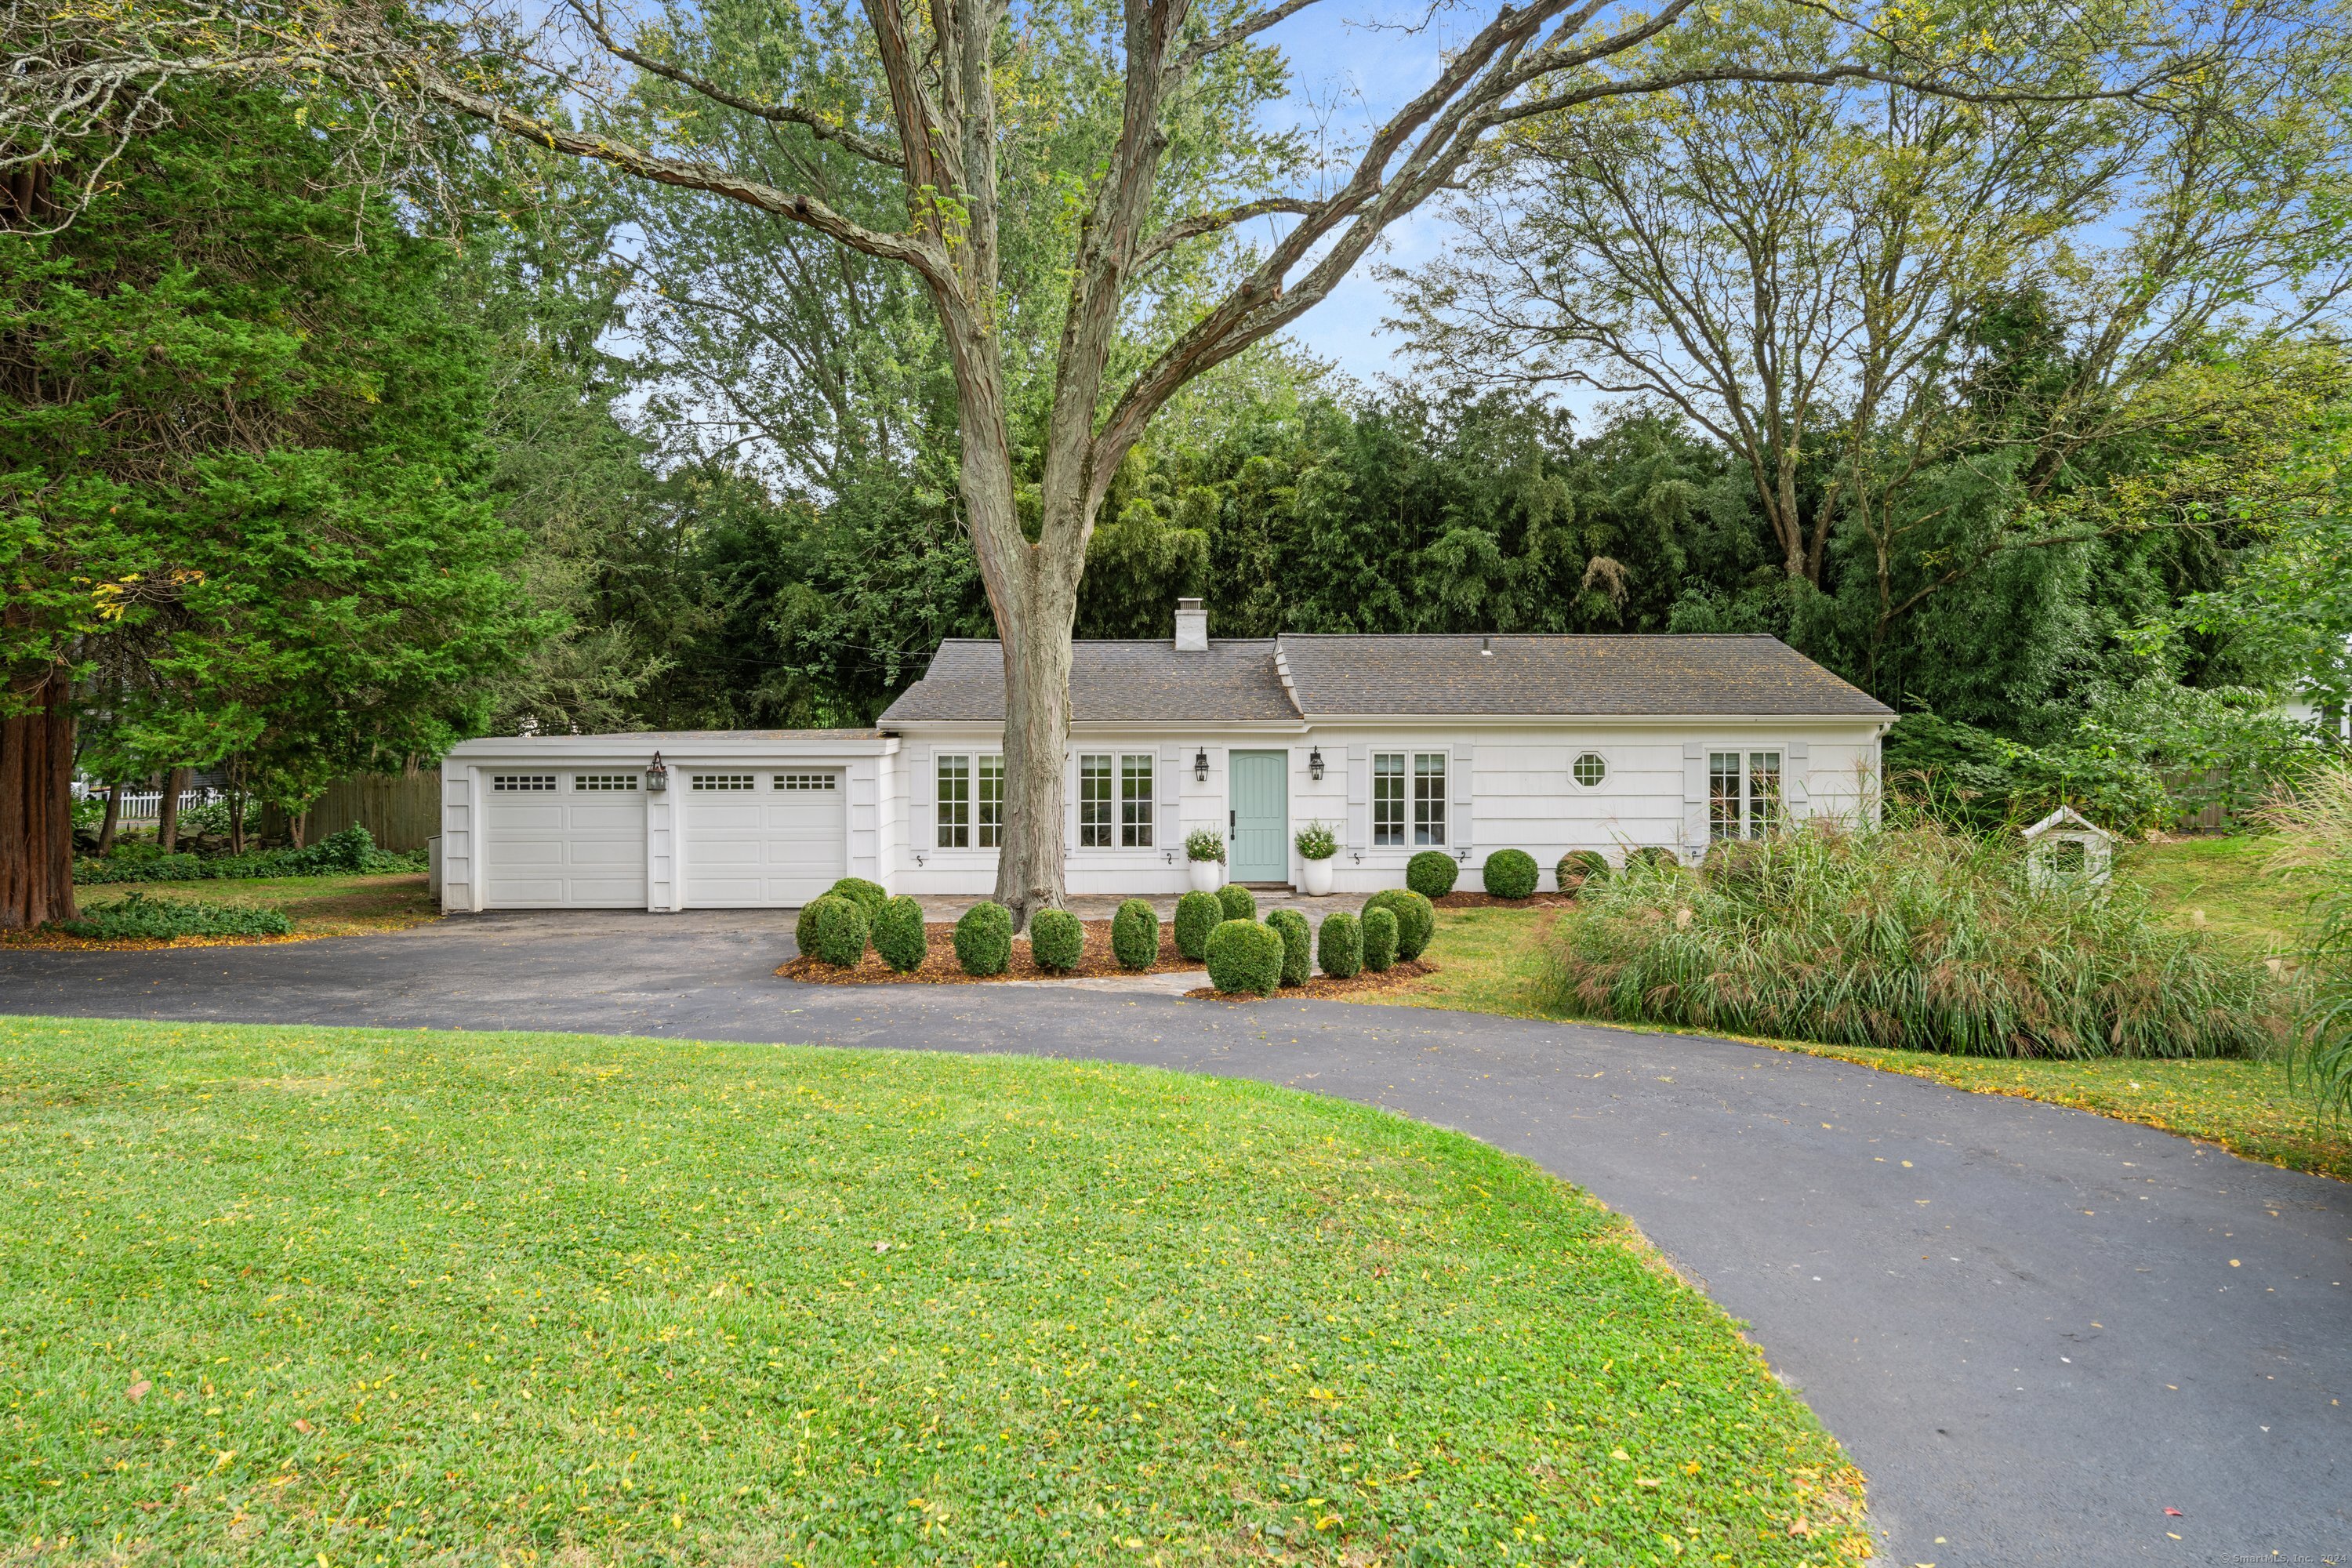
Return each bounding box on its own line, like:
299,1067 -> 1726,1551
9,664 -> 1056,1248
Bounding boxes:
1373,753 -> 1406,846
492,774 -> 555,793
1079,754 -> 1114,848
1120,754 -> 1154,848
692,773 -> 755,790
1710,750 -> 1784,840
977,757 -> 1004,848
1573,752 -> 1607,788
572,773 -> 638,791
776,772 -> 837,791
937,755 -> 971,848
1413,753 -> 1447,846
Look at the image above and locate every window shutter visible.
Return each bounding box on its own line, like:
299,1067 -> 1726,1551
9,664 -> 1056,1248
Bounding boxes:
1785,741 -> 1810,819
1453,743 -> 1474,853
909,746 -> 932,852
1346,746 -> 1370,855
1682,741 -> 1707,857
1159,746 -> 1181,850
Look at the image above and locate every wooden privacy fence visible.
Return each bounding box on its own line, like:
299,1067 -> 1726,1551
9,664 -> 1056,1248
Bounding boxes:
262,773 -> 441,851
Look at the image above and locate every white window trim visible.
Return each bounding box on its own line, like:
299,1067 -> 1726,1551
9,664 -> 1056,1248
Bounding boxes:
931,752 -> 1004,855
1707,746 -> 1785,841
1570,750 -> 1610,789
1073,750 -> 1162,855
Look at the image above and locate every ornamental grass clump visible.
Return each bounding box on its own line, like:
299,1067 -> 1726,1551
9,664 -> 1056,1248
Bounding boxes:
1483,849 -> 1538,899
1216,883 -> 1257,921
953,902 -> 1014,977
799,895 -> 870,967
871,895 -> 927,972
1029,909 -> 1085,974
1204,920 -> 1283,996
1265,908 -> 1311,986
1111,899 -> 1160,971
1173,891 -> 1223,961
1360,906 -> 1399,971
1542,820 -> 2284,1059
1316,910 -> 1362,978
1558,849 -> 1610,895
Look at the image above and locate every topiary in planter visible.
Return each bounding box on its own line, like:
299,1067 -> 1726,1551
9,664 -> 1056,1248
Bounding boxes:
871,895 -> 927,972
1111,899 -> 1160,971
1365,887 -> 1434,961
1406,850 -> 1458,897
1558,849 -> 1610,895
1265,908 -> 1312,986
1316,909 -> 1362,978
1628,845 -> 1680,873
1216,883 -> 1257,922
1360,906 -> 1399,972
954,901 -> 1014,976
800,894 -> 870,967
827,877 -> 888,916
1174,890 -> 1224,961
1205,920 -> 1284,996
1482,848 -> 1539,899
1029,908 -> 1085,973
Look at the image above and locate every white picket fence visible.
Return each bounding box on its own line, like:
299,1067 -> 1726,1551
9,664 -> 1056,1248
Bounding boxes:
74,783 -> 224,822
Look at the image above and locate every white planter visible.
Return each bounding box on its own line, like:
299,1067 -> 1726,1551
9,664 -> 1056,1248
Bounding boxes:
1300,857 -> 1334,895
1189,858 -> 1225,893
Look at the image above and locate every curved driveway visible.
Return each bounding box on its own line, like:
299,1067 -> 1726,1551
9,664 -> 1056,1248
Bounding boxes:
2,909 -> 2346,1567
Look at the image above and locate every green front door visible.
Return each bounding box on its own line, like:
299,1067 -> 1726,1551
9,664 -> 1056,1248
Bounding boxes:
1229,750 -> 1288,883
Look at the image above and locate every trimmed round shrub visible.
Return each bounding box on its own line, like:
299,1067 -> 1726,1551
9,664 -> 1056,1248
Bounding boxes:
953,901 -> 1014,977
799,894 -> 869,967
1216,883 -> 1257,922
1265,908 -> 1312,986
1558,849 -> 1610,894
1205,920 -> 1284,996
1482,848 -> 1539,899
1174,890 -> 1224,961
871,895 -> 928,972
1360,906 -> 1399,972
1628,845 -> 1681,873
827,877 -> 888,916
1029,908 -> 1085,973
1365,887 -> 1435,961
1316,909 -> 1363,978
1111,899 -> 1160,971
1406,849 -> 1458,897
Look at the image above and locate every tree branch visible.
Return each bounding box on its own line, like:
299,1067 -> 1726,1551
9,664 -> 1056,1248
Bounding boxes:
1136,196 -> 1322,265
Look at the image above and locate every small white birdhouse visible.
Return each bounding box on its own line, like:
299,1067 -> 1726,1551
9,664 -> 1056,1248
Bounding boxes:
2021,805 -> 2114,894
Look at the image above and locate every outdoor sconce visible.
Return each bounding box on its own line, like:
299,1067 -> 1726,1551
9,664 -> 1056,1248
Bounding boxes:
1308,746 -> 1325,782
1194,747 -> 1210,782
645,752 -> 669,792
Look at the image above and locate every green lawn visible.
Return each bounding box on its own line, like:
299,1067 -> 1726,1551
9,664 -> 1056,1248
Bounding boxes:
1372,840 -> 2351,1182
0,1017 -> 1867,1566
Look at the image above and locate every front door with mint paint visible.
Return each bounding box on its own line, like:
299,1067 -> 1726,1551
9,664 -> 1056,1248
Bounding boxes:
1229,750 -> 1288,883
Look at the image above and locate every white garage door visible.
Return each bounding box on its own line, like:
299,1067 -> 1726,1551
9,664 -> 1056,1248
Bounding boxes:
682,769 -> 847,906
482,771 -> 648,908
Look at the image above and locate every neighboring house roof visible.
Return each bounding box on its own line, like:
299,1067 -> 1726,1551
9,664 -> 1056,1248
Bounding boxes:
879,633 -> 1893,724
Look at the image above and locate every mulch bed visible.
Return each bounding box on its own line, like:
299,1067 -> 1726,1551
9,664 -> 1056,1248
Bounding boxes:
778,918 -> 1205,985
1431,891 -> 1582,909
1186,958 -> 1436,1002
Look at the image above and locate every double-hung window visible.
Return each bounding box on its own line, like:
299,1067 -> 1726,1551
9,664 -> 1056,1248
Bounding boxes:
1412,753 -> 1447,845
1373,753 -> 1406,846
1119,754 -> 1154,848
1709,750 -> 1784,840
1078,754 -> 1114,848
1077,753 -> 1152,848
936,754 -> 1004,849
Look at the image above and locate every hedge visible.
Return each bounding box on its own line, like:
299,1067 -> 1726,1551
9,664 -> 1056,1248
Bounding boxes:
1482,849 -> 1538,899
954,902 -> 1014,976
1360,906 -> 1399,971
1265,908 -> 1312,986
871,895 -> 928,972
1029,909 -> 1085,973
1205,920 -> 1284,996
1406,850 -> 1457,897
1316,910 -> 1362,978
1364,887 -> 1434,960
1174,891 -> 1224,960
799,895 -> 870,967
1215,883 -> 1257,922
1111,900 -> 1160,971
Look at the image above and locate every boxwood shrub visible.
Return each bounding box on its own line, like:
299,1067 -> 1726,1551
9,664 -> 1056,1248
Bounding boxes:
1365,887 -> 1435,960
1205,920 -> 1284,996
800,895 -> 870,967
871,895 -> 928,972
1215,883 -> 1257,922
1482,848 -> 1539,899
1406,850 -> 1458,897
826,877 -> 889,916
1558,849 -> 1610,894
1111,899 -> 1160,971
1316,909 -> 1362,978
1173,890 -> 1224,961
1265,908 -> 1312,986
1029,908 -> 1085,973
1360,906 -> 1399,971
954,901 -> 1014,976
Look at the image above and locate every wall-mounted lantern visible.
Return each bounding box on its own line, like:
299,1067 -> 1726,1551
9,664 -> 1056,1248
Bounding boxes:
1194,747 -> 1210,782
1308,746 -> 1326,782
645,752 -> 669,792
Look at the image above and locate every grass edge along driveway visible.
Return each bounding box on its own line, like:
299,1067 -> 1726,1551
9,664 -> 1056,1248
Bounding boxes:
0,1016 -> 1867,1567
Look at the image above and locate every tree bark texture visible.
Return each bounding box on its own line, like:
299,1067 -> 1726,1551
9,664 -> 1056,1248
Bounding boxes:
96,785 -> 121,855
157,765 -> 188,852
0,670 -> 78,928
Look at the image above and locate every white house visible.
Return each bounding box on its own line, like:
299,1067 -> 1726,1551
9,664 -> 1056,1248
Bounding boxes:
435,600 -> 1893,912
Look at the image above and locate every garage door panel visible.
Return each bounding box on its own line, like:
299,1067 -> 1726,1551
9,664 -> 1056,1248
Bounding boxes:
483,771 -> 647,909
683,773 -> 845,906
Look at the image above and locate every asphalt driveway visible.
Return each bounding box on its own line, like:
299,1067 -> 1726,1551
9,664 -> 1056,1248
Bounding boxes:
2,909 -> 2346,1567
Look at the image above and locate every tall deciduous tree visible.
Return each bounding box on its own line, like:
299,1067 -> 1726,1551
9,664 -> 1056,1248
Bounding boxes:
7,0 -> 2225,920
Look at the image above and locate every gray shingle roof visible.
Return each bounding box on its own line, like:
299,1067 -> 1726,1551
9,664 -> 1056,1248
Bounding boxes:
877,633 -> 1892,725
1277,634 -> 1893,717
879,638 -> 1300,724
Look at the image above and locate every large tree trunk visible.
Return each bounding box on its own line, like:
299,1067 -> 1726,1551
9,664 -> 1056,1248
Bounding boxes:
0,670 -> 78,928
96,783 -> 121,856
157,766 -> 189,852
989,555 -> 1080,929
